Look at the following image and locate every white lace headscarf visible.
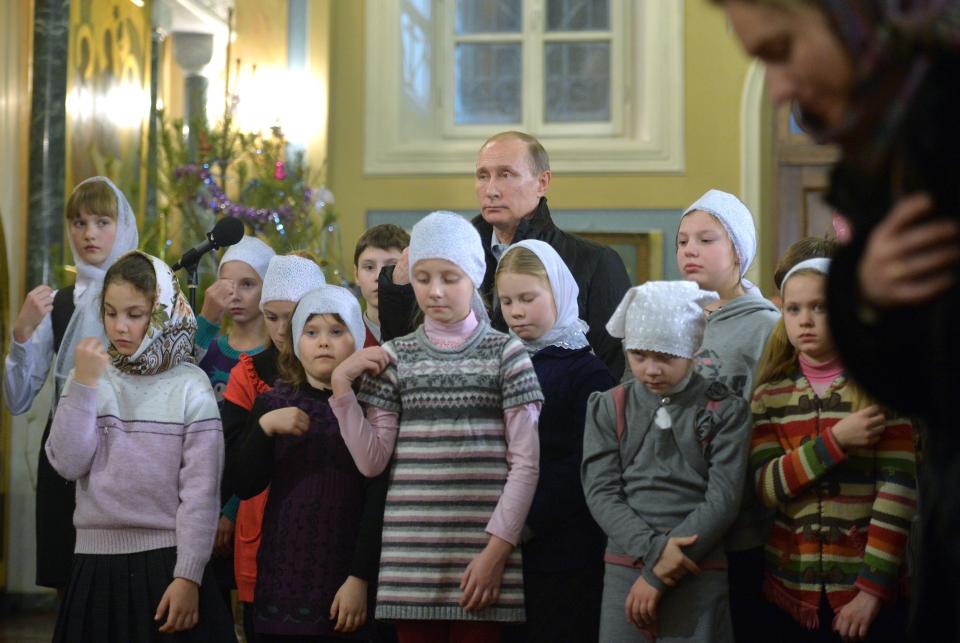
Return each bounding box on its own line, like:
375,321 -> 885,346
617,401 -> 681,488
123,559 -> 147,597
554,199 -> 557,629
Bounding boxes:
498,240 -> 590,355
54,176 -> 139,399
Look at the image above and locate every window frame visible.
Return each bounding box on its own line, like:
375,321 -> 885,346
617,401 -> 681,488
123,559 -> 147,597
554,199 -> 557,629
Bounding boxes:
441,0 -> 627,138
364,0 -> 684,175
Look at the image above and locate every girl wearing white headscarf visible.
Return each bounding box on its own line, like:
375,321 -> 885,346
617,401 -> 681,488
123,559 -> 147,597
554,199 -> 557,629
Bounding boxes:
2,175 -> 139,589
494,239 -> 615,642
232,285 -> 387,640
193,233 -> 276,610
196,235 -> 276,405
329,211 -> 543,638
677,189 -> 780,639
219,253 -> 326,643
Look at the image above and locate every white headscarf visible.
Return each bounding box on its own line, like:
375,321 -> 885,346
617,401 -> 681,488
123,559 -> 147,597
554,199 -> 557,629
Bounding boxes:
499,240 -> 590,355
408,211 -> 489,323
606,281 -> 719,359
219,235 -> 275,280
780,258 -> 831,297
291,285 -> 366,360
260,255 -> 326,310
682,189 -> 761,296
54,176 -> 140,399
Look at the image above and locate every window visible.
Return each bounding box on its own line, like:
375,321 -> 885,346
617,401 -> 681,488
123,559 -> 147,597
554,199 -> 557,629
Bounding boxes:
447,0 -> 620,136
365,0 -> 683,174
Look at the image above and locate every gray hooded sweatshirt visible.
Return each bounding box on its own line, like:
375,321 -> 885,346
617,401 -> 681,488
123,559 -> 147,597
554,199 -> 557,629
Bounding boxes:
695,293 -> 780,552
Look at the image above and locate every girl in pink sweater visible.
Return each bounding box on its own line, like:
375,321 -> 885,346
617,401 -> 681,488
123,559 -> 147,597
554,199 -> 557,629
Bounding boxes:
46,251 -> 235,642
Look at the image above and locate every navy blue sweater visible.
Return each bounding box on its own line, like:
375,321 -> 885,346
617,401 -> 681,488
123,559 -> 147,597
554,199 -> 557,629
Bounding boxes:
524,345 -> 615,573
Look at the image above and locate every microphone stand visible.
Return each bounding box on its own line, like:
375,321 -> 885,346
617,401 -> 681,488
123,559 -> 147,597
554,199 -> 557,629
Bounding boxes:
179,255 -> 203,357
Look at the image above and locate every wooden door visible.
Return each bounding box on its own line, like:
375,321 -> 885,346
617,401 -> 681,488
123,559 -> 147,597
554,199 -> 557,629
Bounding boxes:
773,106 -> 840,261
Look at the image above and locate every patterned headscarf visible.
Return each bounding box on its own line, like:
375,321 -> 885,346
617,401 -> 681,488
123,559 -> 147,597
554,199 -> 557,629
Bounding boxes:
107,252 -> 197,376
801,0 -> 960,167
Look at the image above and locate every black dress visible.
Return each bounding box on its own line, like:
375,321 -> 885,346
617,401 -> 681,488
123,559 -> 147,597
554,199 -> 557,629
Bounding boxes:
235,382 -> 389,639
36,285 -> 76,588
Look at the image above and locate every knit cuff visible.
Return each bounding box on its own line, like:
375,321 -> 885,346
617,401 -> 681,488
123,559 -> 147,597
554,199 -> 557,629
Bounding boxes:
820,425 -> 849,464
65,381 -> 99,411
641,534 -> 668,580
173,553 -> 207,586
195,316 -> 220,351
641,564 -> 668,593
7,334 -> 29,361
221,495 -> 240,522
854,578 -> 894,604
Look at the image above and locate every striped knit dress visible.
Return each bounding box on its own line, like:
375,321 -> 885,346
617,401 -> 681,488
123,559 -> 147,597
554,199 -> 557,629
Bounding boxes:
750,372 -> 917,629
357,322 -> 543,622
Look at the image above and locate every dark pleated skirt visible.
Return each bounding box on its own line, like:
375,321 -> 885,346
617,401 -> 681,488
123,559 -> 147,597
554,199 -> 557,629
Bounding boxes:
53,547 -> 238,643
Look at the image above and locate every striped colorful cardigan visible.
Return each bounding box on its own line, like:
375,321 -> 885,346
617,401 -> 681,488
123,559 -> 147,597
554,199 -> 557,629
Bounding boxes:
750,372 -> 917,629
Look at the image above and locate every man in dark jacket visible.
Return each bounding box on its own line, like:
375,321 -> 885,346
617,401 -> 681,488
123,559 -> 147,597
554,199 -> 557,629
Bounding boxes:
377,131 -> 631,378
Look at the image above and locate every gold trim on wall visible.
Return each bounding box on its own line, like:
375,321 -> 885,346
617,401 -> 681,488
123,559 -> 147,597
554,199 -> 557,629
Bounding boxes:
64,0 -> 152,245
0,211 -> 10,589
577,231 -> 663,285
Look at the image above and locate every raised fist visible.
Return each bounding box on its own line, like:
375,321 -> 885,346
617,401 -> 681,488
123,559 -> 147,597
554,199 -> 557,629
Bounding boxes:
74,337 -> 110,386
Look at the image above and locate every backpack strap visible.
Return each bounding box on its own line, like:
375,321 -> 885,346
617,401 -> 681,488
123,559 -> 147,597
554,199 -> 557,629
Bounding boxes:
611,383 -> 627,442
51,285 -> 76,353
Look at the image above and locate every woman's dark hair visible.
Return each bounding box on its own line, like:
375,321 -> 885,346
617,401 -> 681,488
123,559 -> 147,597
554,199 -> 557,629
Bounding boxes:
277,311 -> 348,387
101,253 -> 156,317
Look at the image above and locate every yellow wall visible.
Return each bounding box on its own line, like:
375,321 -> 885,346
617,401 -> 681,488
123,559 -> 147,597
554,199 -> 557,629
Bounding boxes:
325,1 -> 752,254
234,0 -> 289,85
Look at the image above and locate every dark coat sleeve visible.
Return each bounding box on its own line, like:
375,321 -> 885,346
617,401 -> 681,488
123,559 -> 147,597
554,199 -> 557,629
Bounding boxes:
827,236 -> 947,417
824,56 -> 960,421
583,246 -> 631,379
348,465 -> 391,582
234,396 -> 276,500
377,265 -> 420,342
221,398 -> 254,498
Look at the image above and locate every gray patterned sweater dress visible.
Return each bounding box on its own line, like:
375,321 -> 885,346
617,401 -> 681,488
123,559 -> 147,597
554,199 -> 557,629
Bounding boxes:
357,322 -> 543,622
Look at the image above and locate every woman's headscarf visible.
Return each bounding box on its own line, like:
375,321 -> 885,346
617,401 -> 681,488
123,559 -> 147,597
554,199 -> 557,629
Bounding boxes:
54,176 -> 139,397
801,0 -> 960,165
108,252 -> 197,376
499,240 -> 590,355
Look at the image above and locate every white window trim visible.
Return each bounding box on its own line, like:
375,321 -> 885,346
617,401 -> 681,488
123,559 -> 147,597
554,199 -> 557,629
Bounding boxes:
364,0 -> 685,175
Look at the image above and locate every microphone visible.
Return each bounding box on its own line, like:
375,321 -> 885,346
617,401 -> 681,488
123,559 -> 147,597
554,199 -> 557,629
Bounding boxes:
171,217 -> 245,272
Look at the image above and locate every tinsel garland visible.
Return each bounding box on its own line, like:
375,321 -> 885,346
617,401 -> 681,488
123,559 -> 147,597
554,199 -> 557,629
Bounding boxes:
174,163 -> 327,235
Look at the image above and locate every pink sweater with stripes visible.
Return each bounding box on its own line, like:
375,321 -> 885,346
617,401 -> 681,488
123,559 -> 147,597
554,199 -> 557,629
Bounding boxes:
46,363 -> 224,585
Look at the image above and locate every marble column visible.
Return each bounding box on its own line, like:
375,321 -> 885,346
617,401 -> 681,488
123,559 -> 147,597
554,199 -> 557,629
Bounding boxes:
25,0 -> 69,288
146,29 -> 165,224
173,31 -> 214,158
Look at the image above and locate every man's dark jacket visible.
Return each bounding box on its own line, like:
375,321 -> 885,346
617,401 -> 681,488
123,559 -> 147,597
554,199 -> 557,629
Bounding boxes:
378,197 -> 631,378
